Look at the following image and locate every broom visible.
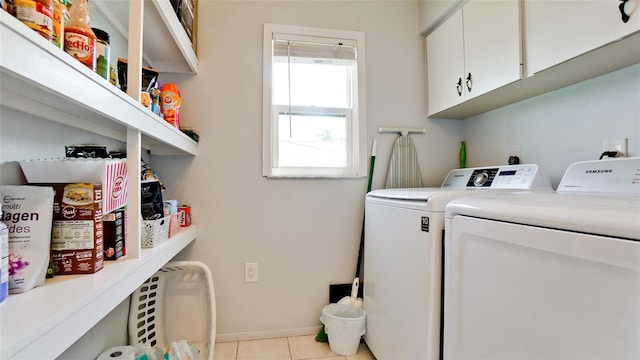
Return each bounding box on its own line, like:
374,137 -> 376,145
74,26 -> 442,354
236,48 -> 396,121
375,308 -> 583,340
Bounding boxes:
316,138 -> 377,342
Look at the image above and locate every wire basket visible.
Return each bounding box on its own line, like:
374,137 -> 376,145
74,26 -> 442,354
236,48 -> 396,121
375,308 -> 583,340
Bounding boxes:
142,216 -> 171,247
129,261 -> 217,359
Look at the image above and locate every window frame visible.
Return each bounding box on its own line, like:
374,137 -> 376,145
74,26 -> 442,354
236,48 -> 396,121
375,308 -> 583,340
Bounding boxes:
262,23 -> 367,178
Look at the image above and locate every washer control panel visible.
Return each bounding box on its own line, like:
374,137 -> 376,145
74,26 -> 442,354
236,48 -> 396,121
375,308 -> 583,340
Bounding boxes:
442,164 -> 549,190
467,168 -> 498,187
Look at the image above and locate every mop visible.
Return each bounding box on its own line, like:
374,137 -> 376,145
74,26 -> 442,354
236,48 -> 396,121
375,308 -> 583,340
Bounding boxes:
316,138 -> 376,342
384,132 -> 422,188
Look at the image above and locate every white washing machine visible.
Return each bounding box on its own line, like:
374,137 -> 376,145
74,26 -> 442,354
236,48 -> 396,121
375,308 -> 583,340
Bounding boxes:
363,164 -> 550,360
443,157 -> 640,359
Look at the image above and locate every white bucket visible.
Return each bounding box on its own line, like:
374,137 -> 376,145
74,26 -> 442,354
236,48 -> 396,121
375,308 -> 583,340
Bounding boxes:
320,303 -> 366,356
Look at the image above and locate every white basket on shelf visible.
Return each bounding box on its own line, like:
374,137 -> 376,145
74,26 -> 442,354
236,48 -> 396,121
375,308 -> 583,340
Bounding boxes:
129,261 -> 217,360
141,216 -> 171,247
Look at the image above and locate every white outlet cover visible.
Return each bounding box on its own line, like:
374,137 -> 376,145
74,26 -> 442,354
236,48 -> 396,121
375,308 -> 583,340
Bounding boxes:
245,262 -> 258,282
603,138 -> 628,157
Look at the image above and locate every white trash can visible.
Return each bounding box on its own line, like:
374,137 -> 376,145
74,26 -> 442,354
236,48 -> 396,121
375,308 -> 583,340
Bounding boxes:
320,303 -> 366,356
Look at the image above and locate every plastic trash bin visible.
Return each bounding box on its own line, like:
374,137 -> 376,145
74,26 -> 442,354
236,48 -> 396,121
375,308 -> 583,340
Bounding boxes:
320,303 -> 366,356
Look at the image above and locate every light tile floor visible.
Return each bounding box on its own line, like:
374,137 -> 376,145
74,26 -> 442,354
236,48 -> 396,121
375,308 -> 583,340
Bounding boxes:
215,335 -> 375,360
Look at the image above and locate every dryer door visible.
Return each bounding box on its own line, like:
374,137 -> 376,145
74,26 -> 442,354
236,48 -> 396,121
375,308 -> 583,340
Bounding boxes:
444,216 -> 640,359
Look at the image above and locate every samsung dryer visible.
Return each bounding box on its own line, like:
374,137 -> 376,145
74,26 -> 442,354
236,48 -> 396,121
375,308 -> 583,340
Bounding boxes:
363,164 -> 550,360
443,157 -> 640,359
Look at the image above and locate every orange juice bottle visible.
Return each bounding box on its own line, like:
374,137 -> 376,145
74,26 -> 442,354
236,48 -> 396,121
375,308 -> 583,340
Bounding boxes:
160,83 -> 181,129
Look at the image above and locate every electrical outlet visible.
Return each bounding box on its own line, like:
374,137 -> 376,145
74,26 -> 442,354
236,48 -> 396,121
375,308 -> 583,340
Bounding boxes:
245,262 -> 258,283
603,138 -> 628,157
509,150 -> 522,165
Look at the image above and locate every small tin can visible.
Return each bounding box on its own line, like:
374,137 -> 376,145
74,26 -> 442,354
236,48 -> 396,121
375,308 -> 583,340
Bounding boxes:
177,205 -> 191,227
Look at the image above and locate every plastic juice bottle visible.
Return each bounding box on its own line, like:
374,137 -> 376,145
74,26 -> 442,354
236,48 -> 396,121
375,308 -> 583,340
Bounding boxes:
160,83 -> 181,129
64,0 -> 96,71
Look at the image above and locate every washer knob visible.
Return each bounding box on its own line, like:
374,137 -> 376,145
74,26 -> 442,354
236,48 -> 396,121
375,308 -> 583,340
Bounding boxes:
473,172 -> 489,186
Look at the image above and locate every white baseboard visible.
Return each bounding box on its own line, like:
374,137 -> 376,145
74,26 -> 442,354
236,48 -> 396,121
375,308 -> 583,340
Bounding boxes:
215,326 -> 322,343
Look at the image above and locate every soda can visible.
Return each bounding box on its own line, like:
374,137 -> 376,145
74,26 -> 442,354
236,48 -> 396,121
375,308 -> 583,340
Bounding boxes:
177,205 -> 191,227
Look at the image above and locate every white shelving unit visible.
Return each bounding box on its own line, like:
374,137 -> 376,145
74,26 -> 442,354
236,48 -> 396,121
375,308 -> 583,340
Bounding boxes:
93,0 -> 198,74
0,12 -> 197,156
0,1 -> 198,357
0,227 -> 197,359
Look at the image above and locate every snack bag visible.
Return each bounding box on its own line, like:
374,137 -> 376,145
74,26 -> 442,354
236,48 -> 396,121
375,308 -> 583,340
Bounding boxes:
0,185 -> 55,293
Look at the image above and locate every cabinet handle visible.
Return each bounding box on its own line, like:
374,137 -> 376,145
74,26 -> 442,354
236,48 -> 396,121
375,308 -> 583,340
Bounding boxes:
466,73 -> 473,92
619,0 -> 630,23
456,78 -> 463,96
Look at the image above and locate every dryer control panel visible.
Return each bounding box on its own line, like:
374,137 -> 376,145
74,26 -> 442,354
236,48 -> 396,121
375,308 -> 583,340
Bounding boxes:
442,164 -> 550,190
558,157 -> 640,193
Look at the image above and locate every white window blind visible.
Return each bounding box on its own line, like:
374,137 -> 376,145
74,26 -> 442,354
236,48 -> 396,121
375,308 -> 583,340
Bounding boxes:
263,24 -> 367,178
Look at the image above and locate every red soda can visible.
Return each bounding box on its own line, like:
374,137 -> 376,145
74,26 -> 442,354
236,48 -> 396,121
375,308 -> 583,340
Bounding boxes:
177,205 -> 191,227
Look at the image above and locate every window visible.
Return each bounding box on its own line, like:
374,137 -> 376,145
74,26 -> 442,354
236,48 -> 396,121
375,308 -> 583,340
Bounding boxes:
263,24 -> 367,178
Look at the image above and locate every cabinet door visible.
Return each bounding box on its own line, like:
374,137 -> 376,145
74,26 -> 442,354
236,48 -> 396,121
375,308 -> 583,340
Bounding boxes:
526,0 -> 640,75
426,9 -> 465,116
463,0 -> 522,101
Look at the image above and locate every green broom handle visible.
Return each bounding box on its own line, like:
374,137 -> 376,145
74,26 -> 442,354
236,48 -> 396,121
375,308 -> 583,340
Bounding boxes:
355,138 -> 377,279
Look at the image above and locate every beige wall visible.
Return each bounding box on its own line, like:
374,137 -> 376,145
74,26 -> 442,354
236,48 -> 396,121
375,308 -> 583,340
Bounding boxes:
5,0 -> 637,350
462,64 -> 640,188
155,0 -> 462,340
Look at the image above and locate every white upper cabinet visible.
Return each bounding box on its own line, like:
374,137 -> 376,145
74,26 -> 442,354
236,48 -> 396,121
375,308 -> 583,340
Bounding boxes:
424,0 -> 639,119
463,1 -> 522,100
426,10 -> 465,116
426,0 -> 522,117
525,0 -> 640,76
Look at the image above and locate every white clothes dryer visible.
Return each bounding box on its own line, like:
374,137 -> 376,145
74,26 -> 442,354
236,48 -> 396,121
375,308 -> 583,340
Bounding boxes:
443,157 -> 640,359
363,164 -> 550,360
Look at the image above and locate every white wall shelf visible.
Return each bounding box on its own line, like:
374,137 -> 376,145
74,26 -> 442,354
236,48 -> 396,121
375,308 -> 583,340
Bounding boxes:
0,12 -> 197,156
92,0 -> 198,74
0,227 -> 198,360
0,2 -> 199,358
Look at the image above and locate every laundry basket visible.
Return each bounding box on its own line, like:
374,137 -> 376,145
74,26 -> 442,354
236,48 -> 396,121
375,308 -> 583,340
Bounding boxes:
129,261 -> 216,360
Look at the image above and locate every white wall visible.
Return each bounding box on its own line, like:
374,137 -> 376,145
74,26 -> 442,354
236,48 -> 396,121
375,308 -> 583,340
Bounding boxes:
7,0 -> 635,351
418,0 -> 463,35
461,63 -> 640,188
153,0 -> 462,340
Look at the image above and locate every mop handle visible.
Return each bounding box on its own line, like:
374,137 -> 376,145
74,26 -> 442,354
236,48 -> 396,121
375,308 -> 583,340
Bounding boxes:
355,138 -> 377,279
